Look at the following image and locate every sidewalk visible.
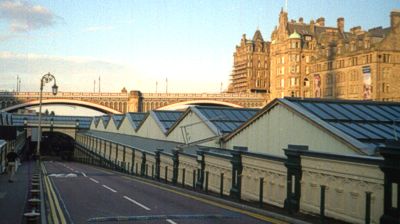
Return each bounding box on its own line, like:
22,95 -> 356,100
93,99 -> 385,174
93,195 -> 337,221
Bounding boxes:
0,160 -> 34,224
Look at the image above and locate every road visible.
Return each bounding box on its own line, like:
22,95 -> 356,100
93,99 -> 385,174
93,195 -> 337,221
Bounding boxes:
42,161 -> 286,224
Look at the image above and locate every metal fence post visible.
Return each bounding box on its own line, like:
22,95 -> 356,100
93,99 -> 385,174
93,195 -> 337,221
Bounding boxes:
182,168 -> 186,188
205,171 -> 209,193
320,185 -> 326,223
220,173 -> 224,197
365,192 -> 372,224
259,177 -> 264,208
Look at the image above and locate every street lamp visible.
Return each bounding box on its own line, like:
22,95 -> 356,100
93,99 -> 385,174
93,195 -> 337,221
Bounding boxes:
36,73 -> 58,159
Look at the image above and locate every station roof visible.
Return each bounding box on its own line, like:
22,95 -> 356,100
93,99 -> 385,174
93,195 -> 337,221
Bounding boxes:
11,114 -> 93,129
225,98 -> 400,155
126,112 -> 147,130
194,106 -> 259,134
111,114 -> 125,128
151,110 -> 183,133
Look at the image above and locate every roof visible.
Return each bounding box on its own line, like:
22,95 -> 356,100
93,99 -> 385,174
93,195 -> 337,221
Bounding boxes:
252,29 -> 264,41
81,130 -> 232,157
101,115 -> 111,128
193,106 -> 259,135
92,117 -> 101,127
152,110 -> 183,134
224,98 -> 400,156
111,114 -> 125,128
127,112 -> 147,130
289,30 -> 301,39
83,130 -> 181,154
11,114 -> 92,129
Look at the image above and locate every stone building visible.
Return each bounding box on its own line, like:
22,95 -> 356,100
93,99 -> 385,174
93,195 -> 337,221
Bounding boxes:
229,30 -> 270,93
231,9 -> 400,102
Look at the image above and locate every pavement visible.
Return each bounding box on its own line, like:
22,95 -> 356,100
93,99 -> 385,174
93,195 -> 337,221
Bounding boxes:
0,160 -> 35,224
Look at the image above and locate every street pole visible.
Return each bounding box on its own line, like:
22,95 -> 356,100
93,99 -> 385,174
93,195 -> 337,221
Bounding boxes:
36,73 -> 58,160
36,82 -> 43,159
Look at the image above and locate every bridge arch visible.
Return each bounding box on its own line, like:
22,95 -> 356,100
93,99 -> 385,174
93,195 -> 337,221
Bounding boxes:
157,100 -> 243,110
1,98 -> 122,114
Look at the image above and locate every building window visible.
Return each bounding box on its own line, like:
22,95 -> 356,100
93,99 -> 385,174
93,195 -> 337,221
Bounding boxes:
280,78 -> 285,88
352,57 -> 358,66
305,55 -> 310,63
306,66 -> 310,74
383,54 -> 391,63
328,61 -> 333,70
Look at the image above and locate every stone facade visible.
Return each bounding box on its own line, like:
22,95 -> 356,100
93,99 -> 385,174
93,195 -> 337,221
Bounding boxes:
231,9 -> 400,102
229,31 -> 270,93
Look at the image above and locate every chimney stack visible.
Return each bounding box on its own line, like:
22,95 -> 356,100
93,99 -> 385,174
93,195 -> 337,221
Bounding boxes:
391,10 -> 400,31
316,17 -> 325,26
337,17 -> 344,33
310,19 -> 315,34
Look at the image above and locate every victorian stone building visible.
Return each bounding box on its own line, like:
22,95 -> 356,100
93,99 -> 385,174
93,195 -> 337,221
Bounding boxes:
230,9 -> 400,102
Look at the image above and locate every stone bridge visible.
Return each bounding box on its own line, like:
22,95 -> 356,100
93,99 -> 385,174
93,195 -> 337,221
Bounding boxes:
0,90 -> 267,113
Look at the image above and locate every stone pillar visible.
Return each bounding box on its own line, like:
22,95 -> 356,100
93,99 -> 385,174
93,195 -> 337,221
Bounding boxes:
140,151 -> 146,176
196,150 -> 205,190
230,146 -> 247,200
283,144 -> 308,214
379,142 -> 400,224
128,90 -> 142,112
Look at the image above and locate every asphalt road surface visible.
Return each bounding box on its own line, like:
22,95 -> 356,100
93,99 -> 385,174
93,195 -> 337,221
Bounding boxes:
43,161 -> 286,224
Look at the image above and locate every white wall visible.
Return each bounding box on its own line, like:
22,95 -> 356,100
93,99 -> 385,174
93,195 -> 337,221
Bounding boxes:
225,104 -> 357,156
167,111 -> 219,147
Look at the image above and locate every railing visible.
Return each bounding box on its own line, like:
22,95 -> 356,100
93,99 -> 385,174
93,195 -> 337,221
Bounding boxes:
142,92 -> 265,98
74,132 -> 400,224
0,91 -> 129,98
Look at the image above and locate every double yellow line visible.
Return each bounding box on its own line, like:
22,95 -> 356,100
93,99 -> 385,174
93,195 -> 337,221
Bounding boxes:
41,163 -> 67,224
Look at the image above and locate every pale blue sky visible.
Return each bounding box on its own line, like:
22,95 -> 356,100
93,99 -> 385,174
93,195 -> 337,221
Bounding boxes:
0,0 -> 399,93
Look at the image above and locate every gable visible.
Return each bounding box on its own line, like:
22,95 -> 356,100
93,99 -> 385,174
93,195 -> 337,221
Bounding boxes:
167,110 -> 219,147
376,28 -> 400,51
225,104 -> 358,156
136,115 -> 167,140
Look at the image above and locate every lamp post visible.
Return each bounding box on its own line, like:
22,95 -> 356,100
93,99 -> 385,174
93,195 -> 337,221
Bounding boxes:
36,73 -> 58,159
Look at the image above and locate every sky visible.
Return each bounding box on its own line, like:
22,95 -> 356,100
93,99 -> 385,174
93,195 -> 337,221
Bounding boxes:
0,0 -> 399,93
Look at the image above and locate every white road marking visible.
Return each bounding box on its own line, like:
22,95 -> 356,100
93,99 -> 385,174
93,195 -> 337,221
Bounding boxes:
123,196 -> 151,211
81,172 -> 87,177
166,219 -> 177,224
102,185 -> 117,193
89,178 -> 99,183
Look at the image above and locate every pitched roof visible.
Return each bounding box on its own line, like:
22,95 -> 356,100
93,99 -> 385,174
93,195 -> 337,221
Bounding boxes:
111,114 -> 125,129
152,110 -> 184,134
126,112 -> 147,130
193,106 -> 259,135
101,115 -> 111,128
224,98 -> 400,156
252,29 -> 264,41
11,114 -> 92,129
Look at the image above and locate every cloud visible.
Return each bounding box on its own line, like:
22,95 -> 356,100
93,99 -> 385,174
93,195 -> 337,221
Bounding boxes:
0,51 -> 136,92
0,0 -> 59,32
84,25 -> 113,32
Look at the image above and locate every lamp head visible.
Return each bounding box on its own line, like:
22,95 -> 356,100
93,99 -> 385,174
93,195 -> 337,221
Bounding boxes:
52,83 -> 58,95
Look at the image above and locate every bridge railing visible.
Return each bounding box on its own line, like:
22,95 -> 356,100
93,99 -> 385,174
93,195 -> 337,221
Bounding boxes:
142,92 -> 265,98
0,91 -> 129,98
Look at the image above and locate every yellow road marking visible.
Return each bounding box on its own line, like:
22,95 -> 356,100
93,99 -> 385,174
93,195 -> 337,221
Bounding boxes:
42,163 -> 67,224
41,164 -> 59,224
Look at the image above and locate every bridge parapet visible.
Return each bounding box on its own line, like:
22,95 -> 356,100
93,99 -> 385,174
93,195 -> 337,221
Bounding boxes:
142,92 -> 265,99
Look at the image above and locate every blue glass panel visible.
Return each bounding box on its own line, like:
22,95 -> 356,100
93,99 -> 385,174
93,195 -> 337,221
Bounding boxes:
299,102 -> 334,120
316,103 -> 348,120
329,122 -> 368,139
